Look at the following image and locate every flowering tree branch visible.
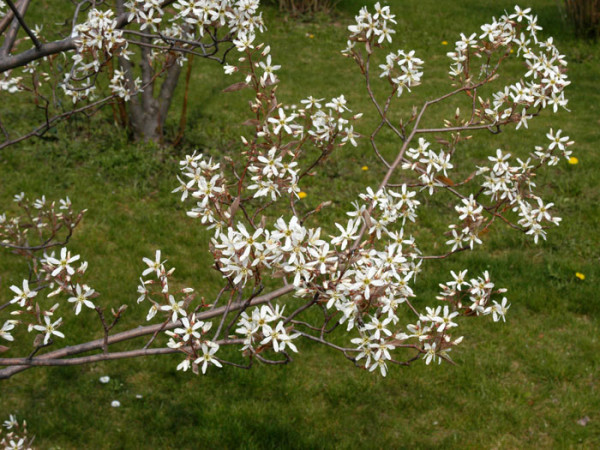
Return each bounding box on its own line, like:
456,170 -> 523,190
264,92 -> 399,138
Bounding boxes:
0,3 -> 574,381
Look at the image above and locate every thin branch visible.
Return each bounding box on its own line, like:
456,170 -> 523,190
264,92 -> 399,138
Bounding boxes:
0,225 -> 76,251
0,94 -> 119,150
295,331 -> 357,356
5,0 -> 41,49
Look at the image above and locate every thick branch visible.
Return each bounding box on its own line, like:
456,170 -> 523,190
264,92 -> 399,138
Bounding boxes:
0,339 -> 243,367
0,37 -> 75,72
0,285 -> 294,379
0,347 -> 179,366
157,56 -> 182,131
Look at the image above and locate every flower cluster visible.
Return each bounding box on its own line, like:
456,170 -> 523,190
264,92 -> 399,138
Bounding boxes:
1,193 -> 81,250
138,250 -> 195,323
347,2 -> 397,44
168,322 -> 220,374
379,50 -> 424,96
1,414 -> 33,450
63,0 -> 265,103
476,130 -> 571,244
174,41 -> 360,237
137,251 -> 225,373
236,304 -> 300,354
344,3 -> 574,255
171,0 -> 264,37
0,194 -> 93,348
66,8 -> 129,102
404,137 -> 454,195
7,246 -> 95,346
437,270 -> 510,320
109,69 -> 142,100
138,251 -> 228,374
162,3 -> 574,377
0,72 -> 22,93
447,6 -> 569,129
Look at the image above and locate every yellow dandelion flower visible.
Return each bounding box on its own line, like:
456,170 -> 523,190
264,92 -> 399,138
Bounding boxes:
441,40 -> 448,45
308,34 -> 314,39
361,165 -> 369,171
510,48 -> 514,54
568,156 -> 579,165
298,191 -> 307,199
575,272 -> 585,281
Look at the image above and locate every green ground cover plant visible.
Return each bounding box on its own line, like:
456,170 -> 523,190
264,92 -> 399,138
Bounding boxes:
1,1 -> 599,448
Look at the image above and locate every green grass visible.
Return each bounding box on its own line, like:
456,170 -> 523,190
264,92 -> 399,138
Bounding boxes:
1,1 -> 600,448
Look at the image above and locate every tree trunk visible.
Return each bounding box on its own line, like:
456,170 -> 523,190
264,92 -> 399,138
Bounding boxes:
118,53 -> 183,143
115,0 -> 183,144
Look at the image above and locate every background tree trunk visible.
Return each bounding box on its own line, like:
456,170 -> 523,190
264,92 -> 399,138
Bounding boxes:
115,0 -> 182,144
119,44 -> 182,143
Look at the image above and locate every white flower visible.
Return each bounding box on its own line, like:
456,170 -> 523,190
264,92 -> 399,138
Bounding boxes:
363,315 -> 393,339
9,279 -> 37,307
490,297 -> 510,322
32,316 -> 65,345
142,250 -> 164,277
423,342 -> 439,365
267,108 -> 296,135
46,247 -> 81,277
146,304 -> 158,321
67,284 -> 96,315
111,400 -> 121,408
173,317 -> 205,342
224,64 -> 237,75
99,376 -> 110,384
3,414 -> 18,429
258,54 -> 280,84
160,295 -> 187,323
0,320 -> 16,342
194,343 -> 222,374
331,218 -> 359,251
432,305 -> 460,332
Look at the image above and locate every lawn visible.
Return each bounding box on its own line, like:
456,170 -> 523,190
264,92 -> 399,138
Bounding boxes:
1,0 -> 599,448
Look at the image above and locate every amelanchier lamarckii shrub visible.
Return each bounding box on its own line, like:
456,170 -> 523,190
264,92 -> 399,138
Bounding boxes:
0,3 -> 573,447
0,0 -> 267,143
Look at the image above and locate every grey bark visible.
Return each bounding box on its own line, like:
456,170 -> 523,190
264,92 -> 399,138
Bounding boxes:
0,0 -> 30,56
122,47 -> 182,142
114,0 -> 182,143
